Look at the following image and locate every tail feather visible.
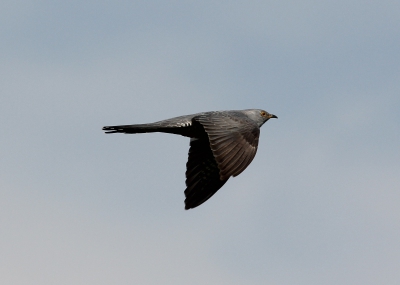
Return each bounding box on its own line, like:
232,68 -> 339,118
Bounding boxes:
102,124 -> 160,134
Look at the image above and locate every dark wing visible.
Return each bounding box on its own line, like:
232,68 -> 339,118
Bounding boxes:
184,138 -> 228,210
195,112 -> 260,180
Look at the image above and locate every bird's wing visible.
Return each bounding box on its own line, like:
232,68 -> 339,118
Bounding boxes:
184,138 -> 228,210
194,112 -> 260,180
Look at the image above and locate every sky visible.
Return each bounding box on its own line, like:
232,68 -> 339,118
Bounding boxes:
1,1 -> 400,284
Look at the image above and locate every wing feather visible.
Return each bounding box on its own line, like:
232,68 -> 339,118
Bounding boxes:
184,138 -> 228,210
195,112 -> 260,180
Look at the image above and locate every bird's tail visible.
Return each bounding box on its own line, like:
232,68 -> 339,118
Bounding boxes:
102,123 -> 162,134
103,114 -> 196,136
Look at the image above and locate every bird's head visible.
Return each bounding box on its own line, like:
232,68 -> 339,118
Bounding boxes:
243,109 -> 277,127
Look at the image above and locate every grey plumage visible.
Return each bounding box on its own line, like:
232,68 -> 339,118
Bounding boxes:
103,109 -> 277,210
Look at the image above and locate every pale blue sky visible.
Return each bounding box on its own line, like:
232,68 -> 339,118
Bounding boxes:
1,1 -> 400,284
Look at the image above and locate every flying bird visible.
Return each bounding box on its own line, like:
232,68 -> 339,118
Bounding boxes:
103,109 -> 277,210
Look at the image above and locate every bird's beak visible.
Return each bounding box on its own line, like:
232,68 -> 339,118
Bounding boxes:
269,114 -> 278,119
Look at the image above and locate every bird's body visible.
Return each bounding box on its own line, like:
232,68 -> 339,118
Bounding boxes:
103,109 -> 277,209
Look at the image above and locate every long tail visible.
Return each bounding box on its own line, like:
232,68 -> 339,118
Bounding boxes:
103,114 -> 196,136
102,124 -> 162,134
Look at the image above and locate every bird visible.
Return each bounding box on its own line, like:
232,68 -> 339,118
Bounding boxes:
103,109 -> 277,210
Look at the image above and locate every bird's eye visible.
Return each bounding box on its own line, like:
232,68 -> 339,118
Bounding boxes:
260,111 -> 267,117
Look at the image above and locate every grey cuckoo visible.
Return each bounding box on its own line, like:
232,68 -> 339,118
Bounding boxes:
103,109 -> 277,210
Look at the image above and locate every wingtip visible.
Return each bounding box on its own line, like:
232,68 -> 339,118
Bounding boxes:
184,201 -> 192,210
